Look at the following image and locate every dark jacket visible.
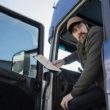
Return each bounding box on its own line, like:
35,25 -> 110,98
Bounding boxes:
64,26 -> 104,97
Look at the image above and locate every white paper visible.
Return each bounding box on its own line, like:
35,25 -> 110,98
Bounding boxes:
33,55 -> 61,72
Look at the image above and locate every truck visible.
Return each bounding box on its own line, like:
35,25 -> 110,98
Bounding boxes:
0,0 -> 110,110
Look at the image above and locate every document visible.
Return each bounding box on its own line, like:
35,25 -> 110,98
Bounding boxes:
33,55 -> 61,72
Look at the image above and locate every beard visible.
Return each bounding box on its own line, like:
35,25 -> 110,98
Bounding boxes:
79,33 -> 87,43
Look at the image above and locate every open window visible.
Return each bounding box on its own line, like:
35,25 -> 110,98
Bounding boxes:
55,0 -> 104,74
58,31 -> 81,72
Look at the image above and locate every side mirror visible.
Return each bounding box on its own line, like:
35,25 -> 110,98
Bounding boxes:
11,51 -> 30,76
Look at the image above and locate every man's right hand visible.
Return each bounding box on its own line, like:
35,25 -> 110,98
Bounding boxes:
52,59 -> 65,68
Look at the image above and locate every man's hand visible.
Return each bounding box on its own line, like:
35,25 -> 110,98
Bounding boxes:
52,59 -> 65,68
61,93 -> 73,110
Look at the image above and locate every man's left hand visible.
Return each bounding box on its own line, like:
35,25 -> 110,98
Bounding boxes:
61,93 -> 73,110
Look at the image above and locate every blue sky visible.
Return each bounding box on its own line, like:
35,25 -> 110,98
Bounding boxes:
0,0 -> 81,71
0,0 -> 57,58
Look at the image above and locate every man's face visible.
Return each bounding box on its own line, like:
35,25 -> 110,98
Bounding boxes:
71,22 -> 88,43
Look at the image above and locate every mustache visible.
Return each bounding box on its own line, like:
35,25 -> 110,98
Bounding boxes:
79,33 -> 87,39
79,33 -> 87,37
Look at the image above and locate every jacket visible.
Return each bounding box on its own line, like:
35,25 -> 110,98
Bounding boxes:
64,26 -> 104,97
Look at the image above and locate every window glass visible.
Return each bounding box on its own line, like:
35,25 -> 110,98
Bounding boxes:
58,49 -> 82,73
0,12 -> 38,61
0,12 -> 39,78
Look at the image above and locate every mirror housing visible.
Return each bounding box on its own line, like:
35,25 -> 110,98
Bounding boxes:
12,51 -> 30,76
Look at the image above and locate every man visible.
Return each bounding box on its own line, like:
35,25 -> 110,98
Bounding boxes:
52,16 -> 105,110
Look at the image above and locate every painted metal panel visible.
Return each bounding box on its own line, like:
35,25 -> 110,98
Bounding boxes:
103,39 -> 110,93
103,39 -> 110,110
49,0 -> 78,42
51,0 -> 78,27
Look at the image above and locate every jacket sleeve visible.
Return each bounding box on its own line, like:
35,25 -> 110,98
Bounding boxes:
63,51 -> 79,65
71,30 -> 103,97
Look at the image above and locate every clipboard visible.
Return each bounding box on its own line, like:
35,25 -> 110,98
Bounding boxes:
33,55 -> 61,72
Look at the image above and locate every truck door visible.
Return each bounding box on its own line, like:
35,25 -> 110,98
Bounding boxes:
0,6 -> 44,110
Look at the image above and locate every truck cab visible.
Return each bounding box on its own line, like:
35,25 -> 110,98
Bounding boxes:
48,0 -> 110,110
0,0 -> 110,110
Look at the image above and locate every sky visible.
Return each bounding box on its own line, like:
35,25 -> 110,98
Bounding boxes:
0,0 -> 81,71
0,0 -> 57,58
